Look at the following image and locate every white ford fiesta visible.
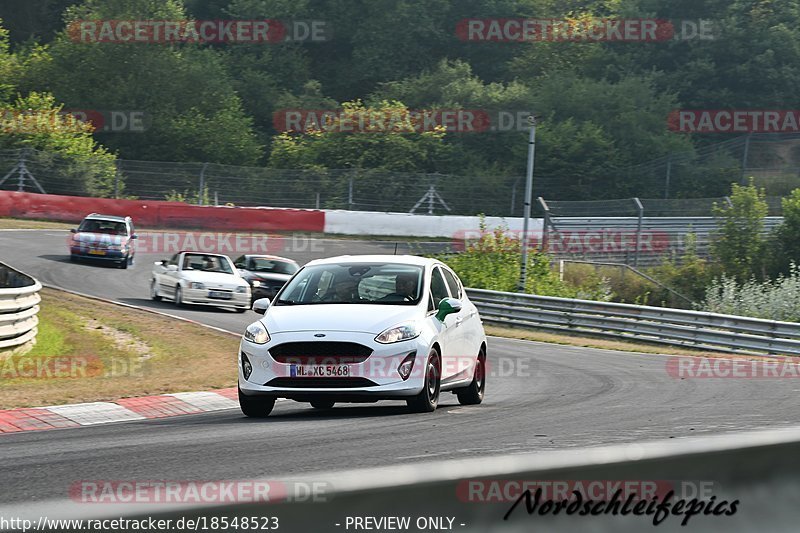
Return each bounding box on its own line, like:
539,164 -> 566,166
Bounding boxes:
238,255 -> 487,417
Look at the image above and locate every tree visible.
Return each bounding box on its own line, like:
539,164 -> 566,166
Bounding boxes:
0,92 -> 118,197
17,0 -> 263,164
772,189 -> 800,274
711,180 -> 768,281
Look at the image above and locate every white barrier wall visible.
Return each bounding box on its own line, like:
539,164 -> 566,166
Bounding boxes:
323,209 -> 543,238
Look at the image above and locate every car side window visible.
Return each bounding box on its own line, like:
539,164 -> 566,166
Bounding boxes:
233,255 -> 245,268
441,268 -> 462,299
168,254 -> 178,266
429,267 -> 450,308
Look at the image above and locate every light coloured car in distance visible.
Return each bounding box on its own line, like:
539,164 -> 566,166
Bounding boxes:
69,213 -> 138,268
238,255 -> 487,417
151,251 -> 251,312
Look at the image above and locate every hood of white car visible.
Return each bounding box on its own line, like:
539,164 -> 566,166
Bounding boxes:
263,304 -> 421,334
182,271 -> 246,287
73,232 -> 128,245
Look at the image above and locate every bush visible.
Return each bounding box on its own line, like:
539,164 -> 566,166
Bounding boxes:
434,219 -> 612,300
703,264 -> 800,321
711,180 -> 768,281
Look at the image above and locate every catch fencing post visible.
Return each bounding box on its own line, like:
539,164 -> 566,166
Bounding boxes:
538,197 -> 550,251
348,176 -> 354,211
114,160 -> 120,199
664,156 -> 671,199
632,197 -> 644,267
198,162 -> 208,206
517,115 -> 538,293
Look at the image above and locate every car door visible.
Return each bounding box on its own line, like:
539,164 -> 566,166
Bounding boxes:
441,266 -> 481,372
440,266 -> 476,379
161,253 -> 181,296
427,266 -> 461,381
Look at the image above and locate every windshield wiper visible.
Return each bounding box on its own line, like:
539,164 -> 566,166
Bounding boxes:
275,299 -> 300,305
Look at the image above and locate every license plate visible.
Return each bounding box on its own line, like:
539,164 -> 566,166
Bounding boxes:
208,290 -> 232,299
88,250 -> 106,255
290,364 -> 350,378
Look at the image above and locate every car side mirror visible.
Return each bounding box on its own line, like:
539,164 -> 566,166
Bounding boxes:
252,298 -> 271,314
130,234 -> 138,239
435,297 -> 462,322
70,228 -> 77,233
154,260 -> 164,266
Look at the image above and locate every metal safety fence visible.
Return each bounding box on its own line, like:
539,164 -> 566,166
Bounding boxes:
467,287 -> 800,355
0,262 -> 41,352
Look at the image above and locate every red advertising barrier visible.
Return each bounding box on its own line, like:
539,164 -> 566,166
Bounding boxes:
0,192 -> 325,232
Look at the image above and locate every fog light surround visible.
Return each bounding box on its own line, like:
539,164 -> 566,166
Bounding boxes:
397,352 -> 416,381
241,351 -> 253,380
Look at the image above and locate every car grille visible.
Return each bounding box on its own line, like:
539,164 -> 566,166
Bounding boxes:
264,377 -> 378,388
268,342 -> 373,364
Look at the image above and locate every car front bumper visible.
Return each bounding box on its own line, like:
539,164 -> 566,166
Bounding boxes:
182,287 -> 250,308
238,331 -> 429,399
70,247 -> 128,261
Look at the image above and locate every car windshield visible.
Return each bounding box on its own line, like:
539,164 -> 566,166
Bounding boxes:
182,254 -> 233,274
275,263 -> 424,305
78,219 -> 127,235
249,258 -> 299,275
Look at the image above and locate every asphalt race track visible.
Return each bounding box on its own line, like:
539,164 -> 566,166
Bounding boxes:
2,229 -> 800,508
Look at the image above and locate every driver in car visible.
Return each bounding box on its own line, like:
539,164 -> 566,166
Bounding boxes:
323,277 -> 360,303
381,273 -> 417,301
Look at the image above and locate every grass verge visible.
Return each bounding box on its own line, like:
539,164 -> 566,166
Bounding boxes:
0,218 -> 74,230
485,325 -> 752,359
0,288 -> 238,408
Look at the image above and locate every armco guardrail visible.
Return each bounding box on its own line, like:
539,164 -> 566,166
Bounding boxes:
0,262 -> 41,351
15,425 -> 800,531
467,288 -> 800,355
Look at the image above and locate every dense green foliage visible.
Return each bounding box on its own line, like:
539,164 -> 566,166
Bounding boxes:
710,181 -> 769,281
436,220 -> 612,300
0,0 -> 797,199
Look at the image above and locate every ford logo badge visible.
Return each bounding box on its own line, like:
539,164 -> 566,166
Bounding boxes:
314,333 -> 326,337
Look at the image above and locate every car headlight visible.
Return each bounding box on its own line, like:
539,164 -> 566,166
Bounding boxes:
375,323 -> 420,344
244,321 -> 270,344
251,280 -> 261,287
235,286 -> 249,293
189,282 -> 205,289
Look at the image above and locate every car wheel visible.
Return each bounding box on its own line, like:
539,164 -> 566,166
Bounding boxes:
234,306 -> 247,313
175,285 -> 185,307
456,346 -> 486,405
407,348 -> 441,413
310,399 -> 335,409
238,387 -> 275,418
150,280 -> 162,301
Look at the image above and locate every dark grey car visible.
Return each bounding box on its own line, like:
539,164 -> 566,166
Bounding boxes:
233,254 -> 299,302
